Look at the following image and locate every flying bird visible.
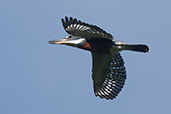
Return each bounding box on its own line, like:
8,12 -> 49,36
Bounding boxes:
49,17 -> 149,100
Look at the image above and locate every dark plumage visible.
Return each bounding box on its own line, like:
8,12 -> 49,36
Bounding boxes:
49,16 -> 149,100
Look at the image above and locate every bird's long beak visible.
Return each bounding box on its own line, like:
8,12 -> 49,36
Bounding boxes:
48,38 -> 67,45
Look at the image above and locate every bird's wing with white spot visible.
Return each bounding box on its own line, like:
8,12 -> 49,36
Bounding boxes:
61,17 -> 113,40
91,52 -> 126,100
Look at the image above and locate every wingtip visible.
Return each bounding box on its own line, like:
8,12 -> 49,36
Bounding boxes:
65,16 -> 68,22
70,17 -> 73,21
62,16 -> 76,22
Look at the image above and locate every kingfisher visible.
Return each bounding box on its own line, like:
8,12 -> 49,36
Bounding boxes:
49,17 -> 149,100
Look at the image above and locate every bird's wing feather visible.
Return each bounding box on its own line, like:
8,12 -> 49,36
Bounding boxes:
91,52 -> 126,100
61,17 -> 113,40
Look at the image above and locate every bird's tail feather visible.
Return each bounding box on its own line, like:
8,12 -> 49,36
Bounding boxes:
115,42 -> 149,53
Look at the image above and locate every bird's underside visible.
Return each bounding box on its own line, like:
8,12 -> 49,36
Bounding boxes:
49,16 -> 149,100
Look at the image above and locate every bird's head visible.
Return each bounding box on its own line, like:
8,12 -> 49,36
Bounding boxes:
48,35 -> 86,47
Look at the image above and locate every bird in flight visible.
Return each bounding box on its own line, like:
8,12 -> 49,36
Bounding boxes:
49,17 -> 149,100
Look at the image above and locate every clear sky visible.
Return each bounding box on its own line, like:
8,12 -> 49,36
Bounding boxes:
0,0 -> 171,114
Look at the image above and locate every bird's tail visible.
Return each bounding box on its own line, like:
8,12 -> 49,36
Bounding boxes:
115,41 -> 149,53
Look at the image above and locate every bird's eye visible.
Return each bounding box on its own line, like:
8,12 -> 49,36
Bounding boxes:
67,36 -> 72,39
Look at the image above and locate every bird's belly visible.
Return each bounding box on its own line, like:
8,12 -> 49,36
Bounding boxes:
82,40 -> 115,54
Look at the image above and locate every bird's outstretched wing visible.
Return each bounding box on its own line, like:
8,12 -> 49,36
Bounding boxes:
61,17 -> 113,40
91,52 -> 126,100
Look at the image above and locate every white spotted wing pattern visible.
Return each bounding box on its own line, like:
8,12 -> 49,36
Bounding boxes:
91,52 -> 126,100
61,17 -> 113,40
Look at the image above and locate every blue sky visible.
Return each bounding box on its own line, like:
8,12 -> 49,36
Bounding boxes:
0,0 -> 171,114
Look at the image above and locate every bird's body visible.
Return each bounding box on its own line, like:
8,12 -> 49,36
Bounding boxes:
49,17 -> 149,100
81,38 -> 113,53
